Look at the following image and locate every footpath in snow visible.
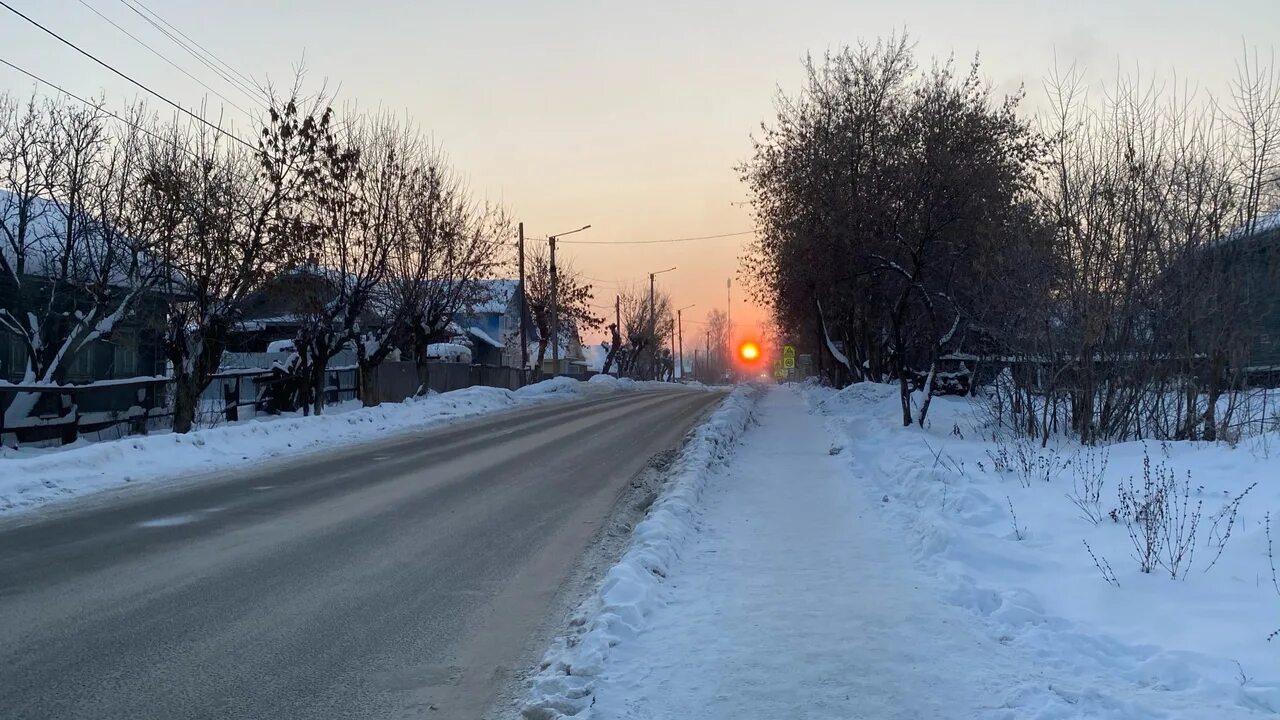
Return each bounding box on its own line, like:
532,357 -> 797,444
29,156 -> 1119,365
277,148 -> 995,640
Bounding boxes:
0,375 -> 673,518
530,385 -> 1279,719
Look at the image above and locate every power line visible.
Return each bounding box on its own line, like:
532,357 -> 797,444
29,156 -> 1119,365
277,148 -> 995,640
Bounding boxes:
0,55 -> 198,159
76,0 -> 255,118
115,0 -> 269,107
0,0 -> 256,150
557,230 -> 756,246
123,0 -> 268,104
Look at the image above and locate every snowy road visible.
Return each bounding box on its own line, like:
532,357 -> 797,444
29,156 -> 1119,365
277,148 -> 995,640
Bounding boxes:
0,388 -> 724,720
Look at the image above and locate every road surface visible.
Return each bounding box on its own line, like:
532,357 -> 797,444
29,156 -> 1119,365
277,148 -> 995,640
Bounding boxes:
0,388 -> 725,720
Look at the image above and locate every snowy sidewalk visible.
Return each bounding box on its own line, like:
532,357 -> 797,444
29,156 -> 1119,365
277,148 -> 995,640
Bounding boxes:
590,387 -> 1040,719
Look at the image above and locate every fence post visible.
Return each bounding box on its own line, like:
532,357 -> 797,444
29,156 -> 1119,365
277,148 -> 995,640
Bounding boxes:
224,378 -> 239,423
60,389 -> 77,446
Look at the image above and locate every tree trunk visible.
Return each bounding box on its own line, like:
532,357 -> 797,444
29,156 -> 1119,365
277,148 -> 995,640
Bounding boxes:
416,357 -> 431,396
170,329 -> 226,434
359,361 -> 382,407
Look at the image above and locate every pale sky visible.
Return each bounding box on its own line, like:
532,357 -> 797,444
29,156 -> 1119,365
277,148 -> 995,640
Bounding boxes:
2,0 -> 1276,345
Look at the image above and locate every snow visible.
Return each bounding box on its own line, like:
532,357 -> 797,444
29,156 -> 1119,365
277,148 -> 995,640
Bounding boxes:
467,278 -> 520,315
0,377 -> 657,517
804,381 -> 1280,717
425,342 -> 472,363
522,385 -> 759,720
467,325 -> 504,349
525,384 -> 1280,719
583,344 -> 609,372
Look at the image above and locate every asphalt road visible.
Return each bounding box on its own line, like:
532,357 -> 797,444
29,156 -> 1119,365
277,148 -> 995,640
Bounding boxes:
0,388 -> 725,720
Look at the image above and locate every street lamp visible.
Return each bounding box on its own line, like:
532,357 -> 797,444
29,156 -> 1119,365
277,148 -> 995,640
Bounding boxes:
547,225 -> 591,376
675,304 -> 695,380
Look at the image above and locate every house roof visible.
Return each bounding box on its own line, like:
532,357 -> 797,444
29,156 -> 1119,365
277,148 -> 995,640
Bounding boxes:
1,189 -> 166,286
466,279 -> 520,315
466,325 -> 504,349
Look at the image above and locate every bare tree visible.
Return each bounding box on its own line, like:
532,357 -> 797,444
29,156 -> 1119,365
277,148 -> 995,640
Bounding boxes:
523,243 -> 602,374
1,94 -> 169,426
151,91 -> 327,432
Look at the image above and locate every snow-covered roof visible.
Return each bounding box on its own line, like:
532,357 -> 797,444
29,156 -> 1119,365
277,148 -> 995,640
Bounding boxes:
426,342 -> 472,363
1,189 -> 163,286
467,325 -> 503,349
466,279 -> 519,315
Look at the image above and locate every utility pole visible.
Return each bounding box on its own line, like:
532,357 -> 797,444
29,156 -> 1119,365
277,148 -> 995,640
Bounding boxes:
674,303 -> 693,381
646,267 -> 676,380
678,309 -> 684,380
706,331 -> 711,383
549,235 -> 559,376
518,222 -> 527,373
648,272 -> 656,380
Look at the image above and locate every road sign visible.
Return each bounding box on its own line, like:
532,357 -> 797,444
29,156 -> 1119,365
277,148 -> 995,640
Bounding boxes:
783,357 -> 796,369
782,345 -> 796,359
774,368 -> 786,380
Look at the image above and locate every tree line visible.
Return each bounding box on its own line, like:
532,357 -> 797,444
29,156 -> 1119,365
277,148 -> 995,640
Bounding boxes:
741,35 -> 1280,442
1,84 -> 513,432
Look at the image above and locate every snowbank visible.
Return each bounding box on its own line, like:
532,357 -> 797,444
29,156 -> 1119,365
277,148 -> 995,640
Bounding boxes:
0,377 -> 645,516
805,382 -> 1280,716
522,385 -> 760,720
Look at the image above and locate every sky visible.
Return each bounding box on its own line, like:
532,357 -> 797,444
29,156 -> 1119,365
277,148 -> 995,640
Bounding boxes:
2,0 -> 1276,346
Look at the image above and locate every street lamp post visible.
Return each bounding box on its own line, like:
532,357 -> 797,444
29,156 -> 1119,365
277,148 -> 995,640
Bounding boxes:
546,224 -> 591,376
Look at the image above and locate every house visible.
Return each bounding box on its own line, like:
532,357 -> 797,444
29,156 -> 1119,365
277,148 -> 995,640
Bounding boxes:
452,279 -> 530,367
1234,212 -> 1280,368
1,190 -> 167,385
528,323 -> 590,377
227,265 -> 386,353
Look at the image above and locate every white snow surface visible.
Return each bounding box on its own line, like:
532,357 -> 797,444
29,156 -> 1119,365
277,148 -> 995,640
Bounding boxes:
0,377 -> 653,516
425,342 -> 473,363
530,385 -> 1280,719
522,384 -> 759,720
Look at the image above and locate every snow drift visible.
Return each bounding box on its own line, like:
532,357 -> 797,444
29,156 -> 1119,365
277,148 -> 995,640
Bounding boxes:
521,384 -> 759,719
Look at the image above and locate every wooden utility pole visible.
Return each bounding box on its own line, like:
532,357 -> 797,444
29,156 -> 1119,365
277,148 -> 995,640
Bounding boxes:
549,235 -> 559,376
649,271 -> 656,380
518,222 -> 528,373
678,309 -> 684,381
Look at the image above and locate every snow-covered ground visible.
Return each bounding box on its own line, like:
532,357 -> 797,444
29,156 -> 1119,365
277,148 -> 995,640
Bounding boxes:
0,375 -> 676,517
525,384 -> 1280,719
523,384 -> 759,719
808,381 -> 1280,717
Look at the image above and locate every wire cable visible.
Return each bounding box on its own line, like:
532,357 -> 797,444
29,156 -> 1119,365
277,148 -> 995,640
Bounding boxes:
76,0 -> 255,118
0,0 -> 256,150
123,0 -> 268,103
556,230 -> 756,245
115,0 -> 269,107
0,55 -> 199,159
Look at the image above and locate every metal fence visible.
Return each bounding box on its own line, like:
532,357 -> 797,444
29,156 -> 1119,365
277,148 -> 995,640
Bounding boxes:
1,360 -> 530,448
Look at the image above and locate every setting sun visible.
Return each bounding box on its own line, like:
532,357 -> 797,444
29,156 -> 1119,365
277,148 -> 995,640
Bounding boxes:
739,342 -> 761,362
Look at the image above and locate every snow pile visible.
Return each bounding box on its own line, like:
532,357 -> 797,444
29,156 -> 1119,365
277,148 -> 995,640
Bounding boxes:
806,382 -> 1280,716
0,377 -> 647,516
522,385 -> 759,720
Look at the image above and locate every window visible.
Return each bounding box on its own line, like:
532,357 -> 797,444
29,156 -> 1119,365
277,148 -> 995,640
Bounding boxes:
112,331 -> 138,378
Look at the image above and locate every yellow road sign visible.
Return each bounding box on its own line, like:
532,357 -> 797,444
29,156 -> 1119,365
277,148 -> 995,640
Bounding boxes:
783,345 -> 796,359
783,357 -> 796,369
